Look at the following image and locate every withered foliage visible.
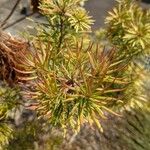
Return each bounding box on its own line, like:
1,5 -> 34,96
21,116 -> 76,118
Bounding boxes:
0,30 -> 31,86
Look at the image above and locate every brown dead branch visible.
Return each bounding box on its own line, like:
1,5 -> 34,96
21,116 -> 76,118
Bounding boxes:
0,30 -> 31,86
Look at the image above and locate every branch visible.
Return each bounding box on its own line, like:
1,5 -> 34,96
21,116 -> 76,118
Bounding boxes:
0,0 -> 22,28
2,12 -> 34,30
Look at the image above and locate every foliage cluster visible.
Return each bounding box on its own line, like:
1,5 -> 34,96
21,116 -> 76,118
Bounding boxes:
106,0 -> 150,55
20,0 -> 135,133
0,83 -> 21,149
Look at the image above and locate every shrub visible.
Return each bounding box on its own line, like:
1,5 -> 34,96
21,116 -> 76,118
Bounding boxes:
0,0 -> 150,149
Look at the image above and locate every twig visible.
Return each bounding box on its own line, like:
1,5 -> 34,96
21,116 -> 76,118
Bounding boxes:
0,0 -> 22,28
2,12 -> 35,30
